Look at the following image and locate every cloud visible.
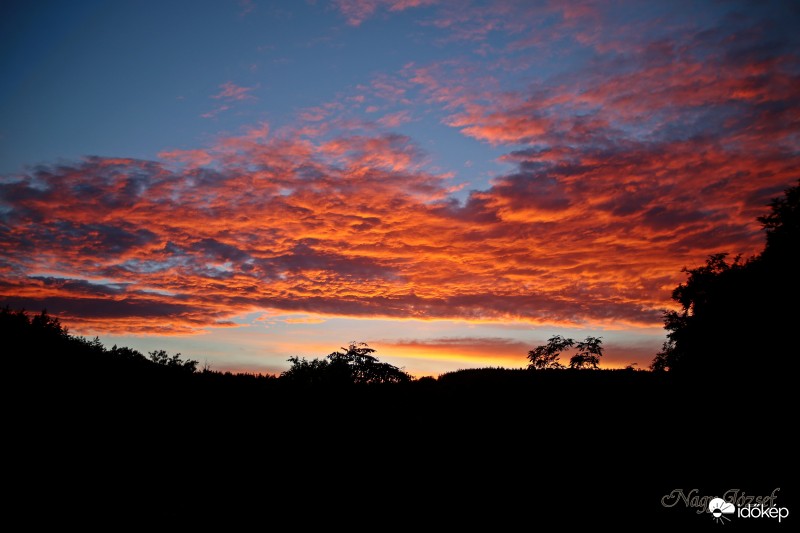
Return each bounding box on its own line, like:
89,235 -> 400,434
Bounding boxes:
2,1 -> 797,339
201,82 -> 258,118
377,335 -> 664,369
158,149 -> 215,167
1,125 -> 686,333
238,0 -> 255,17
378,336 -> 531,363
212,81 -> 258,102
201,105 -> 230,119
377,110 -> 413,128
1,125 -> 792,335
333,0 -> 436,26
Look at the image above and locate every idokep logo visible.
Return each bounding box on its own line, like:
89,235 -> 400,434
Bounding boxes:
709,498 -> 735,524
661,488 -> 790,525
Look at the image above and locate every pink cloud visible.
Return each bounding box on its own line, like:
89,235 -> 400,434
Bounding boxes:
158,149 -> 215,167
200,105 -> 230,119
201,82 -> 259,118
212,81 -> 258,102
238,0 -> 255,17
334,0 -> 436,26
377,110 -> 412,128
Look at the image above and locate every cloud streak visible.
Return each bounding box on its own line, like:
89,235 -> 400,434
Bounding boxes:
334,0 -> 436,26
212,81 -> 258,102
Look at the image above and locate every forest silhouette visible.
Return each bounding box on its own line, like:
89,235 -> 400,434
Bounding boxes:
6,181 -> 797,526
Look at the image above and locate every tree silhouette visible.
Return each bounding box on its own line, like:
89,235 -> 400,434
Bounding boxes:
328,342 -> 411,384
570,336 -> 603,369
281,356 -> 338,385
651,180 -> 800,377
281,342 -> 410,385
528,335 -> 605,370
527,335 -> 573,370
758,180 -> 799,263
149,349 -> 198,373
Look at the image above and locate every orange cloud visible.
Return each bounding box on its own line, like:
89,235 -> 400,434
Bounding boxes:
2,4 -> 797,341
2,115 -> 793,336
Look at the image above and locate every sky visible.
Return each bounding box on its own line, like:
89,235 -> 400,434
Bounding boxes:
1,0 -> 798,377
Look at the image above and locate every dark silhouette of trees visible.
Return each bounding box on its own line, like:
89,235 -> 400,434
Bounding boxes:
527,335 -> 572,369
651,180 -> 800,378
280,356 -> 337,385
149,349 -> 198,373
758,180 -> 799,263
281,341 -> 410,385
2,306 -> 201,379
570,336 -> 603,369
329,342 -> 410,384
527,335 -> 604,370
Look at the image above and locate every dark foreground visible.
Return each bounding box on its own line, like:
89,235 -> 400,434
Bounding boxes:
9,360 -> 795,529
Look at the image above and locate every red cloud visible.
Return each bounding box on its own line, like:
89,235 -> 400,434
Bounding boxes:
2,114 -> 793,336
2,2 -> 797,341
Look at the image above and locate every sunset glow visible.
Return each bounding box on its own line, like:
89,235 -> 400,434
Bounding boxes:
2,0 -> 797,376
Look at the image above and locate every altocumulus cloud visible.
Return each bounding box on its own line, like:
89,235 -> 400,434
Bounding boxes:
1,0 -> 798,336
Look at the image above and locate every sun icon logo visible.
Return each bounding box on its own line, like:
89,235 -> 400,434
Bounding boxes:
709,497 -> 736,524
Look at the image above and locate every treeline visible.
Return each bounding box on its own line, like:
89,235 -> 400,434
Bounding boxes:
3,306 -> 262,379
5,305 -> 657,396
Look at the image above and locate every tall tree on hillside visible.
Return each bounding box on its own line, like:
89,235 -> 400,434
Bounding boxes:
570,336 -> 603,369
651,181 -> 800,377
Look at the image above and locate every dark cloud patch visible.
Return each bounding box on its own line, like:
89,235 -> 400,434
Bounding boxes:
640,39 -> 679,69
189,238 -> 251,263
431,195 -> 501,224
58,158 -> 166,209
597,191 -> 656,217
350,216 -> 381,231
722,37 -> 796,69
746,183 -> 795,210
0,294 -> 201,321
29,221 -> 158,256
84,224 -> 158,255
639,206 -> 711,231
490,173 -> 572,211
29,276 -> 128,296
0,177 -> 59,224
0,177 -> 50,204
387,336 -> 529,351
272,242 -> 398,281
671,224 -> 761,254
